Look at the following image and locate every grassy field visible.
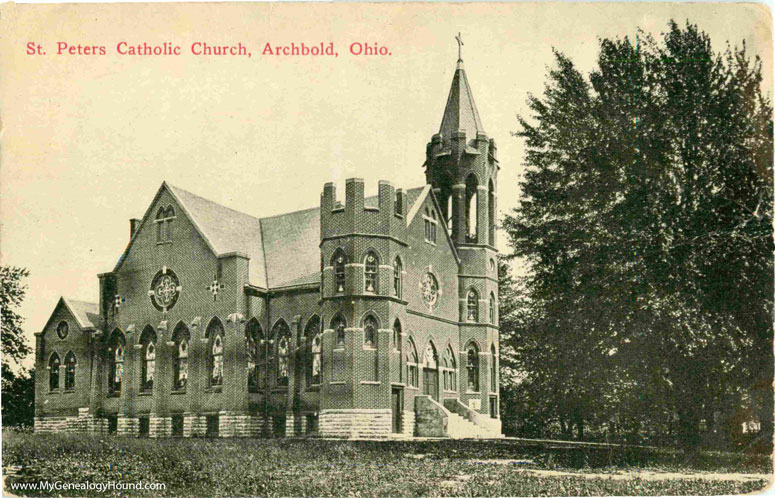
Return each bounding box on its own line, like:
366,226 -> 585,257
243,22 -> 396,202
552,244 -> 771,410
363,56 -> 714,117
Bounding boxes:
3,430 -> 772,497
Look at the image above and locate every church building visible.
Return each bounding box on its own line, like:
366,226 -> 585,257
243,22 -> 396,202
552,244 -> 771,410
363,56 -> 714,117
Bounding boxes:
34,50 -> 502,439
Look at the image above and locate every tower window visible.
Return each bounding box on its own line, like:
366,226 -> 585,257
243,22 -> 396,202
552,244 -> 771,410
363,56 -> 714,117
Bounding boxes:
363,315 -> 378,348
331,314 -> 347,348
465,175 -> 478,243
489,292 -> 496,324
393,257 -> 402,298
364,251 -> 379,294
395,192 -> 403,216
466,289 -> 479,322
332,249 -> 347,293
466,344 -> 480,392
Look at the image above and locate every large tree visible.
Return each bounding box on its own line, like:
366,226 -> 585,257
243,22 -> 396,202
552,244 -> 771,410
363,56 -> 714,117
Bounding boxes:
504,21 -> 773,448
1,266 -> 35,426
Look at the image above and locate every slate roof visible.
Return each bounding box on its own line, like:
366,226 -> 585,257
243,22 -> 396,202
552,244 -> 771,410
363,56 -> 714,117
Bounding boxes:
62,298 -> 99,329
165,184 -> 427,290
439,60 -> 484,140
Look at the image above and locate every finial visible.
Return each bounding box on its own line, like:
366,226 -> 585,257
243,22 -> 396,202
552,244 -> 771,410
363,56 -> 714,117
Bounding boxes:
455,32 -> 464,62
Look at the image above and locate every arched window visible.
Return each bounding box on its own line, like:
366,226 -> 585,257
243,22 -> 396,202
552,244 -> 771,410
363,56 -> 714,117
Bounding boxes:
245,319 -> 262,393
108,331 -> 125,395
64,351 -> 76,390
304,316 -> 321,387
155,205 -> 175,243
407,338 -> 419,388
466,344 -> 480,392
393,257 -> 402,298
489,292 -> 496,324
395,192 -> 403,215
332,249 -> 347,293
443,347 -> 457,391
488,179 -> 495,246
465,174 -> 478,243
424,208 -> 438,243
490,344 -> 497,392
172,323 -> 190,392
467,289 -> 479,322
48,353 -> 60,391
206,319 -> 225,388
273,320 -> 291,387
140,327 -> 157,392
331,314 -> 347,348
392,319 -> 401,351
363,314 -> 378,348
364,251 -> 379,293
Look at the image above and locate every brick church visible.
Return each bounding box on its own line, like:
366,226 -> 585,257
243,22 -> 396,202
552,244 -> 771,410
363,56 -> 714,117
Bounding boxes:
34,49 -> 502,439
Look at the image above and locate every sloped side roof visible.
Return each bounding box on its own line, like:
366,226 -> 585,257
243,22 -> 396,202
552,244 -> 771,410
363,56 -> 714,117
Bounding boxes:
260,207 -> 321,288
167,184 -> 268,288
62,298 -> 99,329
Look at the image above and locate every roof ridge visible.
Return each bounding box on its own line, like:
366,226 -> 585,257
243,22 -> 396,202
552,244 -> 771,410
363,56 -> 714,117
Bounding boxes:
167,183 -> 263,222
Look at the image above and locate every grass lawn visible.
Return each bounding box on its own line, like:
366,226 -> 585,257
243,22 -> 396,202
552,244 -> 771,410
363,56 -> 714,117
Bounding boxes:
2,430 -> 772,497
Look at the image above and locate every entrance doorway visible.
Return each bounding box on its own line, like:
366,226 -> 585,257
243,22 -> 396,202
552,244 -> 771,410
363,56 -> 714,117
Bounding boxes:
391,388 -> 402,433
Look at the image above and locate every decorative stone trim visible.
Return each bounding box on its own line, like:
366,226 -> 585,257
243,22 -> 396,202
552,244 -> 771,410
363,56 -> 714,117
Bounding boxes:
319,409 -> 391,439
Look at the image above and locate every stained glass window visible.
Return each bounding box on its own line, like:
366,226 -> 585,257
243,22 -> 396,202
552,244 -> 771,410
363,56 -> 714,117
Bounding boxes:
48,353 -> 60,391
64,352 -> 76,390
364,251 -> 379,293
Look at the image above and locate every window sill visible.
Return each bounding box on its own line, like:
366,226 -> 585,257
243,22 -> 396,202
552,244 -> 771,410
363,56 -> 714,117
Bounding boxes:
156,241 -> 172,246
171,390 -> 187,395
47,390 -> 60,395
63,389 -> 75,394
424,240 -> 437,246
333,347 -> 345,352
204,387 -> 223,393
360,381 -> 380,385
138,391 -> 153,397
363,345 -> 377,350
407,386 -> 419,390
466,391 -> 481,395
329,381 -> 346,386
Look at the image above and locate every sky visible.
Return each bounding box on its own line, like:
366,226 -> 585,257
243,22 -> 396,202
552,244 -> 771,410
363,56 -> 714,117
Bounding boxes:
0,2 -> 772,369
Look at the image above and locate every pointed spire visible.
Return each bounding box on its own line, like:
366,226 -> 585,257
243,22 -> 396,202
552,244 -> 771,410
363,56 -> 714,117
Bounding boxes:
439,33 -> 484,139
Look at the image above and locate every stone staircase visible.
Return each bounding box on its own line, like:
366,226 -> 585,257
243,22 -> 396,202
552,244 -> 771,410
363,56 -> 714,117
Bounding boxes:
446,411 -> 499,439
414,395 -> 502,439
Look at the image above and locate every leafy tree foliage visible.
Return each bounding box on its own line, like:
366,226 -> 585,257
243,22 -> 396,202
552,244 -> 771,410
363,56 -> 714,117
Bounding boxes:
1,266 -> 35,426
502,21 -> 773,449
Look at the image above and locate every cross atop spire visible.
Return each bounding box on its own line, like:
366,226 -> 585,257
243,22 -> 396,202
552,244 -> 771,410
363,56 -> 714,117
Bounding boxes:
455,32 -> 464,62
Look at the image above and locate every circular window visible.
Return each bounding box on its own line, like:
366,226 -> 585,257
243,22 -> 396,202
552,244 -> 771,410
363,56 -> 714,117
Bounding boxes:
149,268 -> 181,312
420,272 -> 439,309
56,321 -> 69,339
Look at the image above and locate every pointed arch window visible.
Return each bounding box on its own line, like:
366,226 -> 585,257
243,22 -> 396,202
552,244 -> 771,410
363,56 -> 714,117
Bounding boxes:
489,292 -> 496,324
467,289 -> 479,322
332,249 -> 347,293
246,319 -> 262,393
206,320 -> 225,388
363,315 -> 378,348
155,205 -> 175,243
140,327 -> 157,392
443,347 -> 457,391
465,174 -> 478,243
108,331 -> 125,395
407,339 -> 419,388
364,251 -> 379,294
331,314 -> 347,348
48,353 -> 61,391
304,316 -> 321,387
466,344 -> 480,392
488,179 -> 495,246
172,324 -> 190,392
490,344 -> 497,392
393,257 -> 402,298
273,321 -> 291,387
424,208 -> 438,244
64,352 -> 77,390
392,319 -> 401,351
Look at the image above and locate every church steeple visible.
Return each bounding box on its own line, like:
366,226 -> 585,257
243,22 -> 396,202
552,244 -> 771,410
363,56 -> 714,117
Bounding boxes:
439,34 -> 485,140
425,36 -> 498,249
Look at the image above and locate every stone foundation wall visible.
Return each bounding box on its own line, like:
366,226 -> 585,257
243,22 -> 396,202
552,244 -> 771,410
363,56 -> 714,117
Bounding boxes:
402,410 -> 415,437
219,412 -> 263,437
35,408 -> 103,434
118,417 -> 140,437
150,416 -> 172,438
184,414 -> 207,437
319,409 -> 391,439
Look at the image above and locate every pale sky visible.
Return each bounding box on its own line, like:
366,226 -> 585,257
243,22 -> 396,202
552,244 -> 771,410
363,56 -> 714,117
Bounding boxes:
1,2 -> 771,369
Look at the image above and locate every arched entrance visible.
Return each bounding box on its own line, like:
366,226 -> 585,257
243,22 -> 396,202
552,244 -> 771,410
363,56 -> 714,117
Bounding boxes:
422,341 -> 439,401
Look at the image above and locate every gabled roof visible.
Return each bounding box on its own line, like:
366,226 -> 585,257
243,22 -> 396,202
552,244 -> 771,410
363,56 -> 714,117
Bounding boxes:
439,60 -> 485,140
406,186 -> 460,265
40,297 -> 99,335
116,182 -> 430,291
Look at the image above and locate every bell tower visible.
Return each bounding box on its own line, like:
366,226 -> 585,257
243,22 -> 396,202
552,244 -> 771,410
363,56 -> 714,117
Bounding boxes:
425,35 -> 501,422
425,35 -> 498,248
